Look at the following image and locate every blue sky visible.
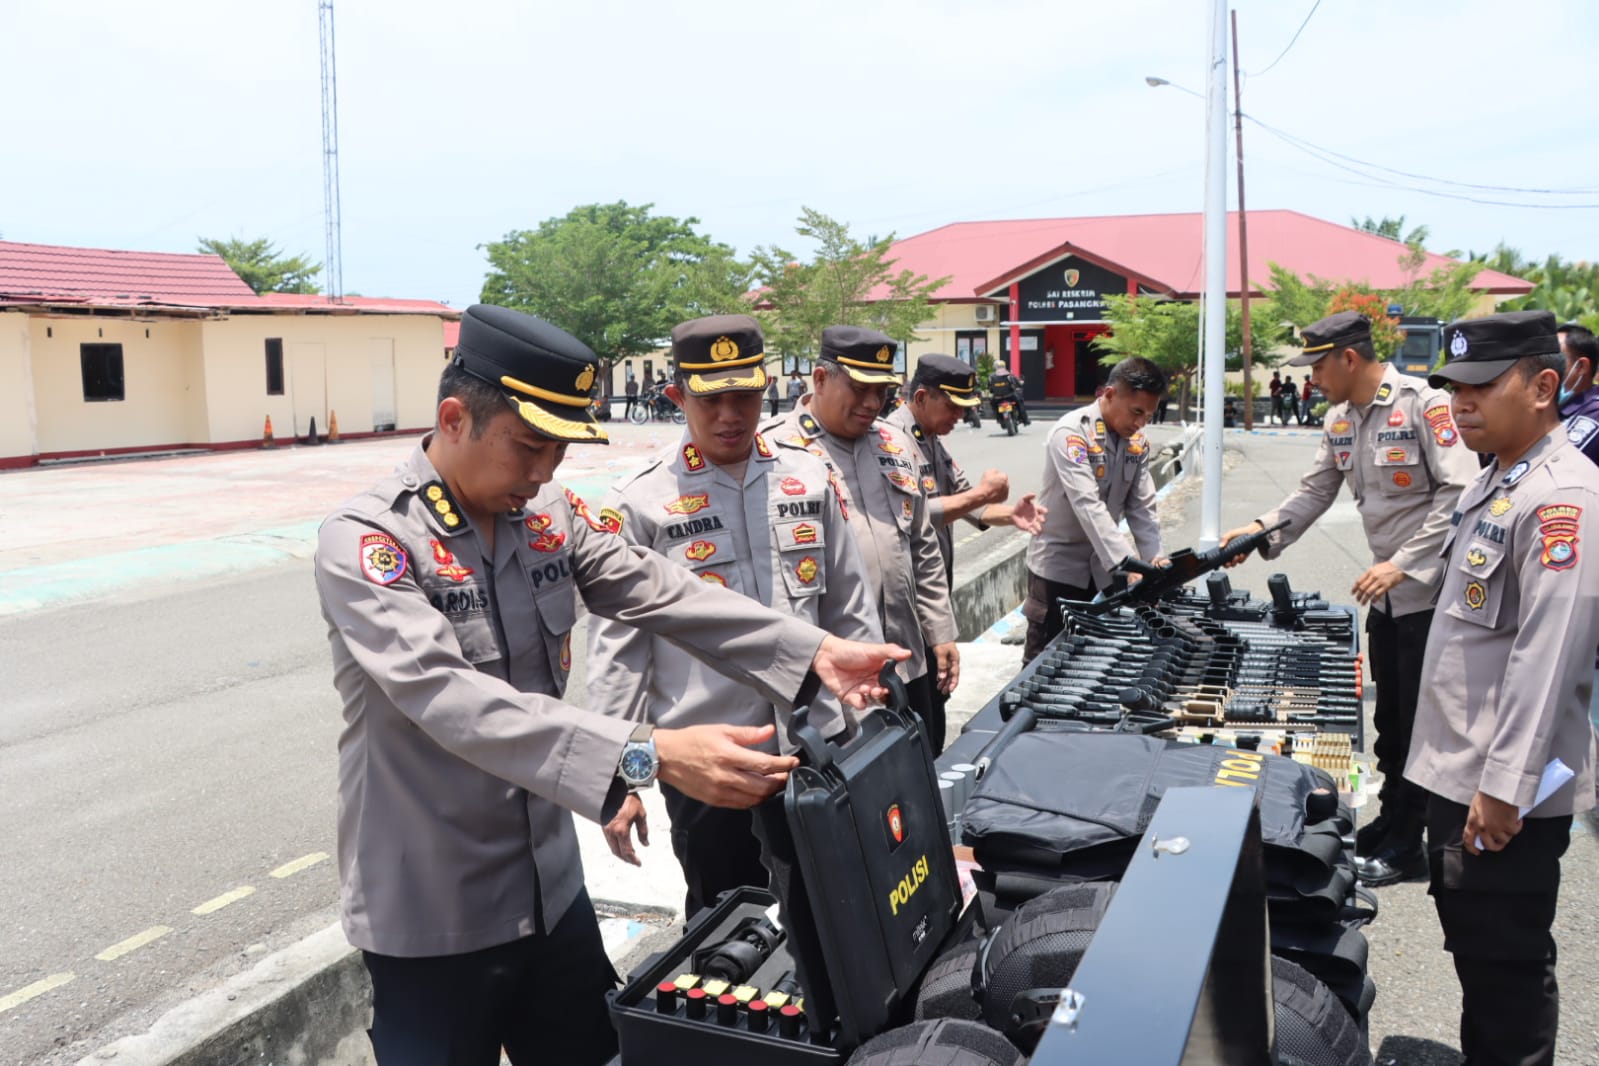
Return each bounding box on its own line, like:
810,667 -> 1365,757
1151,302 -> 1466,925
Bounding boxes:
5,0 -> 1594,307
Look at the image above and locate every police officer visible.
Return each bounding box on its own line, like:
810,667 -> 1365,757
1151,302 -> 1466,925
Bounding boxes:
762,326 -> 959,751
884,353 -> 1048,750
1023,356 -> 1168,663
1403,310 -> 1599,1066
314,305 -> 908,1066
587,314 -> 882,916
1221,310 -> 1479,887
1557,322 -> 1599,736
988,362 -> 1030,426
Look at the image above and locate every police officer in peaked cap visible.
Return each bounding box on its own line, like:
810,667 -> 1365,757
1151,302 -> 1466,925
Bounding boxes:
314,304 -> 908,1065
1222,309 -> 1479,887
761,326 -> 960,752
1404,309 -> 1599,1066
586,314 -> 881,917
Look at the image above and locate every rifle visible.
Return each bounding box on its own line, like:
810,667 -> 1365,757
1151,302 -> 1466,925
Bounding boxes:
1085,519 -> 1290,613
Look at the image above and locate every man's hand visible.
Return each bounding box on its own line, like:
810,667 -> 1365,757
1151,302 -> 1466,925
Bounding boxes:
1464,790 -> 1523,855
1351,561 -> 1405,606
655,723 -> 798,809
812,635 -> 912,709
603,792 -> 649,866
975,469 -> 1010,506
933,641 -> 961,694
1007,493 -> 1047,535
1218,522 -> 1265,568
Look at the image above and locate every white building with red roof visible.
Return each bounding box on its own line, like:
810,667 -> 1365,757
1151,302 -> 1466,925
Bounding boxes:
876,209 -> 1531,401
0,240 -> 460,467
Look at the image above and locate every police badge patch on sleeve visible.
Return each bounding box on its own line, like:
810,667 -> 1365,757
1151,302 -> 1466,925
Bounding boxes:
359,533 -> 408,585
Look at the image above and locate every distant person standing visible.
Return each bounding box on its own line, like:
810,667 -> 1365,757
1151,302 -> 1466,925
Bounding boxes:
624,371 -> 639,420
1281,375 -> 1297,424
786,371 -> 806,410
1269,371 -> 1284,425
1300,378 -> 1313,425
765,373 -> 780,417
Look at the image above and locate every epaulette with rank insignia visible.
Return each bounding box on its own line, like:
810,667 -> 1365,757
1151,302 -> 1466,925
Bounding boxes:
420,480 -> 465,531
798,413 -> 821,438
910,423 -> 925,442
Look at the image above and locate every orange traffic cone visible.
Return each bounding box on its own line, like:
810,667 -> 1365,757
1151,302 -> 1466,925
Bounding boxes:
327,410 -> 341,444
262,415 -> 275,448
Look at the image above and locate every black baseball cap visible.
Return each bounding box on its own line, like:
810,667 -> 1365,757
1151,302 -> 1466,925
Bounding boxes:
1430,310 -> 1561,388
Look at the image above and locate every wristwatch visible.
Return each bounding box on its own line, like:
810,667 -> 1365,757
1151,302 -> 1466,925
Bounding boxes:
618,723 -> 658,789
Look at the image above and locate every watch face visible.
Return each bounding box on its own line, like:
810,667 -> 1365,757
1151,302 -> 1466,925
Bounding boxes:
620,747 -> 655,783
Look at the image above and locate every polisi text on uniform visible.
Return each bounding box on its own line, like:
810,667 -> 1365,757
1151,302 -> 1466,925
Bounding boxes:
528,556 -> 573,590
776,500 -> 822,519
664,515 -> 724,540
1473,519 -> 1507,545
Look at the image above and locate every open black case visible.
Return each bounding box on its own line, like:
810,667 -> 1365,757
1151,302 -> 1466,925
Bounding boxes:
608,669 -> 967,1063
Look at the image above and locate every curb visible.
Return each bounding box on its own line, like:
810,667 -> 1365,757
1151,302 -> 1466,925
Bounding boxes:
77,906 -> 677,1066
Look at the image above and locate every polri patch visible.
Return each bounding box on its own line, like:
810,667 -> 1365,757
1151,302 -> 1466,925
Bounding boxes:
1536,504 -> 1581,571
359,533 -> 408,585
1064,434 -> 1089,466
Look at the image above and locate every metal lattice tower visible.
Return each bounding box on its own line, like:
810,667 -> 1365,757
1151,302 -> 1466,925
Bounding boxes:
318,0 -> 344,302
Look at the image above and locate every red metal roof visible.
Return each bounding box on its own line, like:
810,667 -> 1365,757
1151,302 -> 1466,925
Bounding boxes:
874,209 -> 1532,302
0,239 -> 256,309
443,319 -> 460,349
0,240 -> 457,317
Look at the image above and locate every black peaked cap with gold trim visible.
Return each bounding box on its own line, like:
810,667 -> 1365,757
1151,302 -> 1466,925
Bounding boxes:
1287,310 -> 1370,367
672,314 -> 768,395
451,304 -> 607,444
821,325 -> 900,384
913,353 -> 981,407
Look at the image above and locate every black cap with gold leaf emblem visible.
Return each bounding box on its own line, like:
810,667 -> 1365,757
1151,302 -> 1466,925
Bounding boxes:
450,304 -> 608,444
671,314 -> 769,395
912,353 -> 982,408
820,325 -> 901,385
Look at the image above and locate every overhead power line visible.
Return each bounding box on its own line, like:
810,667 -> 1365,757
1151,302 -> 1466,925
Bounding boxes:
1248,0 -> 1321,78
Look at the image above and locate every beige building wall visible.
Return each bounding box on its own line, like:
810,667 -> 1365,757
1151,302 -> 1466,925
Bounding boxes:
198,314 -> 446,443
903,302 -> 1003,373
25,315 -> 207,455
0,312 -> 38,460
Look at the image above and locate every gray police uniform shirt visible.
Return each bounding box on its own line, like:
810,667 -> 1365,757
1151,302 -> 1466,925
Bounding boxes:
315,442 -> 826,957
1026,399 -> 1160,588
762,400 -> 956,679
883,404 -> 988,585
1404,425 -> 1599,815
1257,365 -> 1478,618
586,432 -> 882,751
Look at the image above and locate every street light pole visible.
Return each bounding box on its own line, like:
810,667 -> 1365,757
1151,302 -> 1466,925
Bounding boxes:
1232,9 -> 1254,432
1198,0 -> 1228,549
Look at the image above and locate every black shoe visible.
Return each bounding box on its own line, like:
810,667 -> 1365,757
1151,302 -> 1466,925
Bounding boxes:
1355,845 -> 1426,888
1354,813 -> 1391,856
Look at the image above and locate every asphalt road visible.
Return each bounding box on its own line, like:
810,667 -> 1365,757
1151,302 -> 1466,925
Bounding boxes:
0,413 -> 1081,1065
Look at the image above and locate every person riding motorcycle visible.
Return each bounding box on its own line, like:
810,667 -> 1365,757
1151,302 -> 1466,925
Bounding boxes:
989,366 -> 1030,426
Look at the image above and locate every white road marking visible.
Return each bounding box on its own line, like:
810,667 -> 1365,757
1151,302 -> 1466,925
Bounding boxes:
269,852 -> 329,879
192,886 -> 256,915
0,972 -> 74,1013
95,925 -> 172,962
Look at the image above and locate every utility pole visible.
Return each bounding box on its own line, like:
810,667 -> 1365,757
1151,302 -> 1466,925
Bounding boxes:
319,0 -> 344,303
1198,0 -> 1227,549
1232,9 -> 1253,430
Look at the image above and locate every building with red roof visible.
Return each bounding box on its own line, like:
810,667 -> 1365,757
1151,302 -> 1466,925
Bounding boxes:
879,210 -> 1530,401
0,240 -> 460,467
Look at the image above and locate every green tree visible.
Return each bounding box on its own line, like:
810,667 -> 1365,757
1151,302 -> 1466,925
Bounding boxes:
1261,257 -> 1484,357
1352,215 -> 1430,248
479,202 -> 750,383
197,237 -> 321,294
1090,295 -> 1277,416
748,208 -> 949,364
